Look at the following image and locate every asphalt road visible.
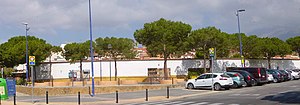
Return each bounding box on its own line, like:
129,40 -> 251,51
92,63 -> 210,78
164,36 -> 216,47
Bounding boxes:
126,80 -> 300,105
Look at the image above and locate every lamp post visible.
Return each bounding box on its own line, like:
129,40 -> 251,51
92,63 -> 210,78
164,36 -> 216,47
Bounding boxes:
108,44 -> 112,81
236,9 -> 245,67
23,22 -> 29,84
88,0 -> 95,97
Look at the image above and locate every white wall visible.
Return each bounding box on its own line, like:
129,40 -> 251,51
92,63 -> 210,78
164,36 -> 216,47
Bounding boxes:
35,59 -> 300,79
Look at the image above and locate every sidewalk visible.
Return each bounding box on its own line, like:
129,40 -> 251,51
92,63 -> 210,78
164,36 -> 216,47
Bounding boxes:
2,88 -> 216,105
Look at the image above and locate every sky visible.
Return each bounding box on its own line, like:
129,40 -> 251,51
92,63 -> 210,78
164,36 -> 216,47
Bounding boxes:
1,0 -> 300,46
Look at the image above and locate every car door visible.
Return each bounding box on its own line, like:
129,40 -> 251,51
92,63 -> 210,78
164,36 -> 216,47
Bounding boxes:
202,74 -> 213,87
194,74 -> 206,87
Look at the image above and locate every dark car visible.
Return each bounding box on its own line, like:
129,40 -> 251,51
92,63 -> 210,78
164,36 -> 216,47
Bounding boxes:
277,70 -> 290,81
267,69 -> 284,83
227,67 -> 268,85
227,70 -> 257,86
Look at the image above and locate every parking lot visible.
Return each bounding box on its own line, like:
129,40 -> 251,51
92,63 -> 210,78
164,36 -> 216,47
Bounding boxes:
130,79 -> 300,105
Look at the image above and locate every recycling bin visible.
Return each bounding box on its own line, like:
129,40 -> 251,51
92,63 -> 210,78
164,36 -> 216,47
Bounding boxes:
0,78 -> 8,100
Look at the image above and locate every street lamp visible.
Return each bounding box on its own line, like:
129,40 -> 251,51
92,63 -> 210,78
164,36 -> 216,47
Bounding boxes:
236,9 -> 245,67
108,44 -> 112,81
88,0 -> 95,97
23,22 -> 30,84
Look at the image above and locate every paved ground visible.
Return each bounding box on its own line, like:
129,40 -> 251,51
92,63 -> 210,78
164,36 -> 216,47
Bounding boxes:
130,79 -> 300,105
3,80 -> 299,105
2,86 -> 214,105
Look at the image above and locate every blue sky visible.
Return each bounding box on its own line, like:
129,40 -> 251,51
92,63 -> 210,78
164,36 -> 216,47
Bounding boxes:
1,0 -> 300,45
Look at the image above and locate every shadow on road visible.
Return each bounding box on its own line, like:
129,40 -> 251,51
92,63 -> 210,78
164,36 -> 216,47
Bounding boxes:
261,91 -> 300,104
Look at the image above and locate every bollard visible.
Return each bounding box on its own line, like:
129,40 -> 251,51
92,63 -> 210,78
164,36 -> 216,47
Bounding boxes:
118,78 -> 120,85
146,89 -> 148,101
46,91 -> 48,104
14,93 -> 16,105
167,86 -> 169,99
172,78 -> 174,85
116,91 -> 119,103
78,92 -> 80,105
13,94 -> 16,105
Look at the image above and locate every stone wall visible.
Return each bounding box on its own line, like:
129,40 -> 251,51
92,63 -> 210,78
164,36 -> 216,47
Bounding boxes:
16,84 -> 179,96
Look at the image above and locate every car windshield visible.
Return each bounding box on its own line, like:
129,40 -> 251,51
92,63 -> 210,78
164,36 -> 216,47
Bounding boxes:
226,73 -> 235,77
221,74 -> 230,78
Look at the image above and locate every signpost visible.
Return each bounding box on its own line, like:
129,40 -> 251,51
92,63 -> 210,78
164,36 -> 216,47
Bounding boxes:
209,48 -> 215,91
29,56 -> 35,103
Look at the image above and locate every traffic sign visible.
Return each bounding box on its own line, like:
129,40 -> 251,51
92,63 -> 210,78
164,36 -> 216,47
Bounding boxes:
29,56 -> 35,66
209,48 -> 215,57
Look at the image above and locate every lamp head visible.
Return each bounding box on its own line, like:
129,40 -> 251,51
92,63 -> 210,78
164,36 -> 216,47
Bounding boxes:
22,22 -> 28,25
237,9 -> 245,12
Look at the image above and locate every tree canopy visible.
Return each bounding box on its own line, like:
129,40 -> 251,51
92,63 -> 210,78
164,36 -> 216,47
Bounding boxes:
95,37 -> 136,59
187,26 -> 230,58
134,18 -> 192,79
0,36 -> 52,67
286,36 -> 300,56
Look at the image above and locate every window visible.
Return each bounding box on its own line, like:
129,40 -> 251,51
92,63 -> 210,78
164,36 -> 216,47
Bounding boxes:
205,74 -> 212,79
197,75 -> 206,79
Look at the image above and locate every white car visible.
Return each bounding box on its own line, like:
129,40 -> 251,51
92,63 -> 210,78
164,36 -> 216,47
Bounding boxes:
186,73 -> 234,90
267,71 -> 274,82
288,70 -> 300,80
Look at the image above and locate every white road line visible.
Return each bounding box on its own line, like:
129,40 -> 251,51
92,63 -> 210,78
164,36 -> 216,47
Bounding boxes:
189,102 -> 209,105
208,103 -> 224,105
169,101 -> 197,105
126,100 -> 168,105
228,104 -> 240,105
155,101 -> 184,105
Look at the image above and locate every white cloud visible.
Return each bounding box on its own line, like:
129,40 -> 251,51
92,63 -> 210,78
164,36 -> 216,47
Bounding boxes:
0,0 -> 300,45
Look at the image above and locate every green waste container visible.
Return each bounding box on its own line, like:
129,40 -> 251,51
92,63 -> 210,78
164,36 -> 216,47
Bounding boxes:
0,78 -> 8,100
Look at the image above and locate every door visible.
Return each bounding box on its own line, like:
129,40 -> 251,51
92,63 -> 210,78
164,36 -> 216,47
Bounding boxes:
203,74 -> 213,87
194,74 -> 206,87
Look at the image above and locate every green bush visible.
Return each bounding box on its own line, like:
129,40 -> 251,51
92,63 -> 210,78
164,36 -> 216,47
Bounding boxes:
16,78 -> 26,85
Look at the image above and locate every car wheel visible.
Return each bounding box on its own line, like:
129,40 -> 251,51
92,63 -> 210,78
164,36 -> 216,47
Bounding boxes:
232,82 -> 238,88
273,78 -> 278,83
251,80 -> 257,86
187,83 -> 194,89
214,83 -> 221,91
292,76 -> 295,80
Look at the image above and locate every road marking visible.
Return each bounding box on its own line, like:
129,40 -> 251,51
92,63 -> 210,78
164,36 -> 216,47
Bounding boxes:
228,104 -> 240,105
126,100 -> 169,105
230,94 -> 260,96
155,101 -> 184,105
169,101 -> 197,105
189,102 -> 209,105
208,103 -> 224,105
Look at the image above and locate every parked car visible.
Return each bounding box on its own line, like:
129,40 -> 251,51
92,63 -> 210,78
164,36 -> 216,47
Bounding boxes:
292,69 -> 300,78
286,70 -> 300,80
267,69 -> 284,83
225,72 -> 247,88
185,73 -> 234,90
227,67 -> 268,85
266,71 -> 274,83
226,70 -> 256,86
277,70 -> 290,81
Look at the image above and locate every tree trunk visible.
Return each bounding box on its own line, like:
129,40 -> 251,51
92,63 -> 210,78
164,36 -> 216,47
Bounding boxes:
268,57 -> 271,69
114,58 -> 117,81
163,44 -> 169,80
